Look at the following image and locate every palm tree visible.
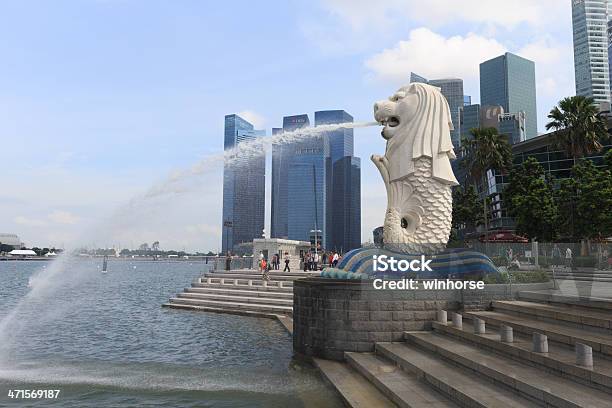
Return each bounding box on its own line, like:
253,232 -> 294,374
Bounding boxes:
461,127 -> 513,243
546,96 -> 606,159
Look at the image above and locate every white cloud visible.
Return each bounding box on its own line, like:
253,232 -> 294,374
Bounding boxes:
237,110 -> 266,129
48,210 -> 80,225
518,38 -> 575,98
364,28 -> 505,84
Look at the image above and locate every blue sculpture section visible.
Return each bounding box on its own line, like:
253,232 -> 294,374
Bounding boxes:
321,247 -> 500,280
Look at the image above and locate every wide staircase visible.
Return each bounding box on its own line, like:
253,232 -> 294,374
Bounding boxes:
319,291 -> 612,407
163,268 -> 320,318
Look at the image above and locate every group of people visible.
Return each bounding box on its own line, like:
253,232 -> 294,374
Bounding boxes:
258,252 -> 291,279
257,250 -> 343,281
302,251 -> 340,271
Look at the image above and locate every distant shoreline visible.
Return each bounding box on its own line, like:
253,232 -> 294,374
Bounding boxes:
0,256 -> 216,262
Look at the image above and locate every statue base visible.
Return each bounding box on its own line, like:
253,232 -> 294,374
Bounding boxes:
321,247 -> 499,280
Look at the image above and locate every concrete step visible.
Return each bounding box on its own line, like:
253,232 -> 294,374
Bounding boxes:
404,331 -> 612,407
493,300 -> 612,331
345,352 -> 458,408
162,302 -> 282,319
167,297 -> 292,314
465,310 -> 612,357
431,321 -> 612,393
197,278 -> 294,288
212,268 -> 320,278
313,358 -> 396,408
186,286 -> 293,298
177,292 -> 293,306
203,272 -> 305,282
375,342 -> 539,408
519,291 -> 612,311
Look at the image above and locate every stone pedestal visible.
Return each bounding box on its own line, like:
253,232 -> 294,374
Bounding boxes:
532,333 -> 548,353
437,310 -> 447,324
473,318 -> 485,334
576,343 -> 593,367
500,325 -> 513,343
452,313 -> 463,329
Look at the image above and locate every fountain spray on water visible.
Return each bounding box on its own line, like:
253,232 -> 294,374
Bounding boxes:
0,121 -> 378,365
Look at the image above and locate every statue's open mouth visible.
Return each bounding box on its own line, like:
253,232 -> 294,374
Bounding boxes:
381,116 -> 400,128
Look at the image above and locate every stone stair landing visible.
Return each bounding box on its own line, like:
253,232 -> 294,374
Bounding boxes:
162,268 -> 320,318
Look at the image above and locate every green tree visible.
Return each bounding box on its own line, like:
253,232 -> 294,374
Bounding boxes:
545,96 -> 606,159
504,157 -> 559,241
557,159 -> 612,240
460,127 -> 513,238
604,149 -> 612,170
451,185 -> 482,232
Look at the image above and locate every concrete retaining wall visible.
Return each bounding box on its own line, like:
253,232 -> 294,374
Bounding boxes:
293,278 -> 553,361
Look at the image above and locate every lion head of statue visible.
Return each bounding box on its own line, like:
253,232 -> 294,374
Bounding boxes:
373,82 -> 458,185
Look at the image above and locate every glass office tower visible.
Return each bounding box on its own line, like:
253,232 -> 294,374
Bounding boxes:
314,110 -> 361,252
221,114 -> 266,253
270,114 -> 328,246
270,111 -> 361,252
572,0 -> 611,105
480,52 -> 538,139
330,156 -> 361,252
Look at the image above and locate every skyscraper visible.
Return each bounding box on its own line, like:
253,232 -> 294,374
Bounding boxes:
270,110 -> 361,252
573,0 -> 611,105
331,156 -> 361,252
459,104 -> 525,145
480,52 -> 538,139
270,114 -> 325,245
221,114 -> 266,253
314,110 -> 361,252
410,73 -> 464,148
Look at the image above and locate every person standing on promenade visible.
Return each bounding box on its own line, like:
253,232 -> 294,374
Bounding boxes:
565,247 -> 573,269
261,258 -> 269,282
331,252 -> 339,267
225,252 -> 232,271
552,244 -> 561,268
283,252 -> 291,272
313,251 -> 319,271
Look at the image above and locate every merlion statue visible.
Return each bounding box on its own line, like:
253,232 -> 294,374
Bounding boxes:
320,82 -> 499,280
372,83 -> 458,253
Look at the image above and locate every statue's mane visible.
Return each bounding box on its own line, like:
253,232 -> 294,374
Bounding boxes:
385,82 -> 458,185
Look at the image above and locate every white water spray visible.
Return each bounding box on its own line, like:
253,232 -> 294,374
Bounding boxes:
0,120 -> 378,364
141,121 -> 377,199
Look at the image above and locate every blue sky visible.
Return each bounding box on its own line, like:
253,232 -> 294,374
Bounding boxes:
0,0 -> 574,251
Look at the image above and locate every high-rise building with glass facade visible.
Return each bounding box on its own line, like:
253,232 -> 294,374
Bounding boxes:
459,104 -> 481,139
572,0 -> 611,105
221,114 -> 266,253
314,110 -> 361,252
410,73 -> 464,149
331,156 -> 361,252
270,110 -> 361,252
270,115 -> 311,241
480,52 -> 538,139
459,104 -> 525,145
